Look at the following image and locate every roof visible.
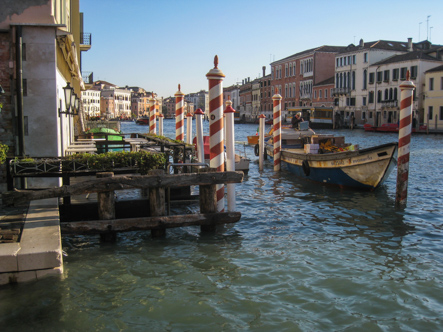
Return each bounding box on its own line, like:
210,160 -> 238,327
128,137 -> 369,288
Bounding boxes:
271,45 -> 347,64
315,76 -> 334,86
371,51 -> 442,66
426,64 -> 443,73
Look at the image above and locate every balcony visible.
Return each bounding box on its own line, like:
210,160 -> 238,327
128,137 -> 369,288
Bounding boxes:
332,88 -> 351,96
82,72 -> 94,85
80,33 -> 92,51
380,100 -> 398,109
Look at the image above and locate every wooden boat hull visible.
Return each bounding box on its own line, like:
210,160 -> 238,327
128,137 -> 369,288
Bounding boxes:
266,142 -> 398,190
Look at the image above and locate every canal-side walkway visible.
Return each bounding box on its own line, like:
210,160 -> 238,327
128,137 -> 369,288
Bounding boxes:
0,197 -> 63,285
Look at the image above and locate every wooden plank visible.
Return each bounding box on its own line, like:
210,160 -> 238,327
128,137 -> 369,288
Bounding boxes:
4,171 -> 244,206
60,212 -> 242,234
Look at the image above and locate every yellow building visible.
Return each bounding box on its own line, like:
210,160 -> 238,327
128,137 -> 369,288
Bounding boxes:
424,65 -> 443,131
0,0 -> 91,189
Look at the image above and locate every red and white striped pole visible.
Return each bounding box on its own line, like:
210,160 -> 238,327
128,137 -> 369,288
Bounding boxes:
206,55 -> 225,212
149,93 -> 156,134
194,108 -> 205,164
395,71 -> 416,209
158,114 -> 164,136
175,85 -> 185,141
272,88 -> 282,171
224,98 -> 236,212
186,112 -> 193,144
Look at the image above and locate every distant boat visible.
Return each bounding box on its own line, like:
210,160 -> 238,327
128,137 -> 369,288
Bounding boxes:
264,127 -> 397,190
364,123 -> 416,133
136,116 -> 149,125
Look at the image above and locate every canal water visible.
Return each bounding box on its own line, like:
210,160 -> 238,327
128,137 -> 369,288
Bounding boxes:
1,120 -> 443,331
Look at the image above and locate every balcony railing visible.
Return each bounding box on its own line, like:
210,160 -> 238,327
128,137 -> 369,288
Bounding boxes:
332,87 -> 351,96
80,33 -> 92,46
380,100 -> 398,108
82,72 -> 93,84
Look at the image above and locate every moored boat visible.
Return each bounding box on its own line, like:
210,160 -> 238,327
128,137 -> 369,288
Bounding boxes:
265,128 -> 397,190
135,116 -> 149,125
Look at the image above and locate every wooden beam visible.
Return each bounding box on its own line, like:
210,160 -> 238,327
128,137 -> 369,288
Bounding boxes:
3,171 -> 244,206
60,212 -> 241,234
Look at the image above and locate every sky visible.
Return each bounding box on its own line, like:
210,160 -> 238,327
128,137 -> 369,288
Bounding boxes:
80,0 -> 443,99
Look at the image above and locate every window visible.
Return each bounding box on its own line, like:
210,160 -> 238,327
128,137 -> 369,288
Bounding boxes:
383,70 -> 390,82
377,90 -> 382,103
353,55 -> 356,64
363,96 -> 367,106
428,106 -> 433,120
384,89 -> 389,100
336,58 -> 339,67
440,106 -> 443,121
368,91 -> 374,103
400,67 -> 407,80
319,90 -> 322,99
393,68 -> 399,80
429,77 -> 434,91
410,66 -> 417,79
369,73 -> 375,84
344,57 -> 347,66
314,90 -> 317,99
377,71 -> 382,83
363,70 -> 367,89
441,77 -> 443,90
364,53 -> 368,63
325,89 -> 328,99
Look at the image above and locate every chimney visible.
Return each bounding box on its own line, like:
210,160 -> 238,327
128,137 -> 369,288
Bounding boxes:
248,77 -> 250,83
359,38 -> 364,48
262,66 -> 266,77
408,38 -> 413,51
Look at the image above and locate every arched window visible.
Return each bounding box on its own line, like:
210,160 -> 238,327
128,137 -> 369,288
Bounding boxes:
394,88 -> 398,100
389,88 -> 393,100
384,89 -> 389,100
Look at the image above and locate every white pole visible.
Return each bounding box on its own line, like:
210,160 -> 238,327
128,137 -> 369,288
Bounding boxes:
224,100 -> 236,212
259,114 -> 266,171
186,113 -> 192,144
159,114 -> 164,136
195,108 -> 205,164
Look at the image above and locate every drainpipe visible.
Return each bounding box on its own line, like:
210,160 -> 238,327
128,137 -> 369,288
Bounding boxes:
15,25 -> 25,157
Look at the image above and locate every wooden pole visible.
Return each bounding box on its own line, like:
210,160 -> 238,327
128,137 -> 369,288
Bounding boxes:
97,172 -> 116,241
199,168 -> 217,232
149,169 -> 166,237
224,99 -> 236,212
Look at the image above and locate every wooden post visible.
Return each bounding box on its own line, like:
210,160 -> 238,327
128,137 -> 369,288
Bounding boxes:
97,172 -> 116,241
199,168 -> 217,232
149,169 -> 166,237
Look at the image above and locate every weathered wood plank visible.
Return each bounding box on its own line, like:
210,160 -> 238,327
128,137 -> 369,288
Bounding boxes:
60,212 -> 241,234
3,171 -> 244,206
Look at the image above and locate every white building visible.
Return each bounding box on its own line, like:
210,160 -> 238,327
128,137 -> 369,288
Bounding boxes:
368,50 -> 443,126
101,88 -> 132,119
81,89 -> 101,119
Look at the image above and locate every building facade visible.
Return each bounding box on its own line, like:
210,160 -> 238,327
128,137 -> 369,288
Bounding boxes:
424,64 -> 443,131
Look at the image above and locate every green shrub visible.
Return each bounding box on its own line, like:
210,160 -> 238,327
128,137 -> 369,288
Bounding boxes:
0,143 -> 9,164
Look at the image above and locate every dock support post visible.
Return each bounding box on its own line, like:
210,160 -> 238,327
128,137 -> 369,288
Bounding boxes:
159,114 -> 164,136
259,114 -> 266,171
195,108 -> 205,164
199,168 -> 217,232
395,71 -> 415,209
97,172 -> 117,241
206,55 -> 225,212
224,99 -> 236,212
149,170 -> 166,237
186,112 -> 193,144
149,92 -> 156,135
272,88 -> 282,171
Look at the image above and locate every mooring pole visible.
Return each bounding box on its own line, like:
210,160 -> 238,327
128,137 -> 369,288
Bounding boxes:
195,108 -> 205,164
175,85 -> 185,141
186,112 -> 193,144
259,114 -> 266,171
272,88 -> 282,171
158,114 -> 164,136
97,172 -> 116,242
149,169 -> 166,237
224,98 -> 236,212
149,92 -> 156,135
206,55 -> 225,212
199,168 -> 217,232
395,71 -> 415,209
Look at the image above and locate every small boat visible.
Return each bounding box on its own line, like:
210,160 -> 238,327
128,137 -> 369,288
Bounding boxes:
85,127 -> 123,153
364,123 -> 416,133
193,136 -> 250,174
135,116 -> 149,125
247,127 -> 273,145
264,127 -> 397,190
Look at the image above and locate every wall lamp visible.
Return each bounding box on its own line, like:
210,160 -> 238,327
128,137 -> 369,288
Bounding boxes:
59,82 -> 74,116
